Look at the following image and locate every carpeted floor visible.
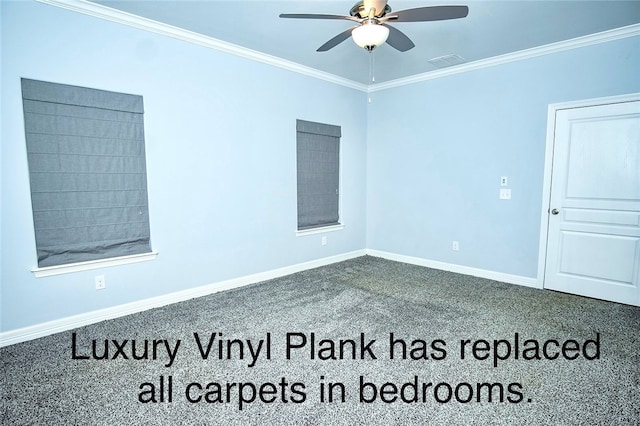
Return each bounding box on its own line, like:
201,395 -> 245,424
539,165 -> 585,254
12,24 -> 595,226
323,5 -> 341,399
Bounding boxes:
1,256 -> 639,425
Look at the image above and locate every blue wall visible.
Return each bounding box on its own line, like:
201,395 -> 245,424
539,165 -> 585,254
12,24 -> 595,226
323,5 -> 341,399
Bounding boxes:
2,1 -> 639,334
366,36 -> 640,278
0,1 -> 367,332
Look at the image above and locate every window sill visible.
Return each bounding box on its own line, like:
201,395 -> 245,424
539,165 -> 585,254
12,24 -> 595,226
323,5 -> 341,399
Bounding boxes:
31,251 -> 158,278
296,224 -> 345,236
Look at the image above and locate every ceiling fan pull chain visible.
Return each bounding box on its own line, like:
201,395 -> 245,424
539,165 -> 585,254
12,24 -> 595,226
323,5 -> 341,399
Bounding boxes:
368,51 -> 375,104
369,50 -> 375,83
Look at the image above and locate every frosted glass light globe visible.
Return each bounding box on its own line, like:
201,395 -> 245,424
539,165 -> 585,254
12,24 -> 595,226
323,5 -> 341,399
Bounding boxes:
352,23 -> 389,51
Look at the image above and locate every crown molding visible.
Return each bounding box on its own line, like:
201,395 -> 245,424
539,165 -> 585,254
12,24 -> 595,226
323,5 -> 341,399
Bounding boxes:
369,23 -> 640,92
36,0 -> 369,92
38,1 -> 639,93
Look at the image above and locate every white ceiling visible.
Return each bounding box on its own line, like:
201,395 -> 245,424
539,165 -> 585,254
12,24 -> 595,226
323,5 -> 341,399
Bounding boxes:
91,0 -> 640,85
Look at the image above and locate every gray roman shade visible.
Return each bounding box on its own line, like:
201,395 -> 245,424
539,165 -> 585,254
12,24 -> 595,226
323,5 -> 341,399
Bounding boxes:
21,78 -> 152,267
296,119 -> 341,230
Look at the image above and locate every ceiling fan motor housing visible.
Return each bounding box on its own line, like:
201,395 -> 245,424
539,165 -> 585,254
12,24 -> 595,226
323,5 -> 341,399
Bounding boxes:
350,1 -> 391,18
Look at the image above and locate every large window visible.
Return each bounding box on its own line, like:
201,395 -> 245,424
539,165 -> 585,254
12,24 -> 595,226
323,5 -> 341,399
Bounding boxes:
21,78 -> 152,268
296,119 -> 341,231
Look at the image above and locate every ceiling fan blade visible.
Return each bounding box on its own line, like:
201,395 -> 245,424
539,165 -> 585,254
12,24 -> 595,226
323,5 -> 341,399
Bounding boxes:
317,27 -> 357,52
388,6 -> 469,22
382,24 -> 415,52
279,13 -> 359,22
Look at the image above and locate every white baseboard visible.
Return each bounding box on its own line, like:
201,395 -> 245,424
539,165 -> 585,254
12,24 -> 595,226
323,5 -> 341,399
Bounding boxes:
366,249 -> 540,289
0,249 -> 366,348
0,249 -> 540,347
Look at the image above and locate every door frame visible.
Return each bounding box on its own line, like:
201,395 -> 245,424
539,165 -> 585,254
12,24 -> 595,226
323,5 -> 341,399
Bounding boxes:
536,92 -> 640,289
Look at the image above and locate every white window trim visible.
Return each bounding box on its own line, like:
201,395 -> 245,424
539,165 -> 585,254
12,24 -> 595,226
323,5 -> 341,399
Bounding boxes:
296,223 -> 345,236
31,251 -> 158,278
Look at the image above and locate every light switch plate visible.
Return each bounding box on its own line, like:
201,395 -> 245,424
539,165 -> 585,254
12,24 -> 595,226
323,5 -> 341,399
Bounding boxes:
500,176 -> 508,186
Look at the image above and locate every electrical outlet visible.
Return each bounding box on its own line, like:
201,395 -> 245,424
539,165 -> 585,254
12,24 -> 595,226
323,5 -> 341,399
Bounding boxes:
321,236 -> 327,246
500,188 -> 512,200
452,241 -> 459,251
95,275 -> 106,290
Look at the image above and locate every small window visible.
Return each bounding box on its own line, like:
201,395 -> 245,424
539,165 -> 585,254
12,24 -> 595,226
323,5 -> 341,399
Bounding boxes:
296,119 -> 341,231
21,78 -> 152,267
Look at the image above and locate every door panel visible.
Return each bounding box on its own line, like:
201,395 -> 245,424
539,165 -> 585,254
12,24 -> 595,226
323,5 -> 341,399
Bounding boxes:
559,232 -> 638,284
563,208 -> 639,226
565,116 -> 639,200
544,100 -> 640,306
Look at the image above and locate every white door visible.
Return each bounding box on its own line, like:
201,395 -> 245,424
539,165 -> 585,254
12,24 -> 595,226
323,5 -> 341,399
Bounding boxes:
544,100 -> 640,306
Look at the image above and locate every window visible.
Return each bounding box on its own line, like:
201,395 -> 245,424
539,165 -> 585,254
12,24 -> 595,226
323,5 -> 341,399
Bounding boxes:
21,78 -> 152,268
296,119 -> 341,231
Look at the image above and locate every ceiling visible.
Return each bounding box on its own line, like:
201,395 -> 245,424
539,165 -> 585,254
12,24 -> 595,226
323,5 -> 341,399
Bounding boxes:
90,0 -> 640,85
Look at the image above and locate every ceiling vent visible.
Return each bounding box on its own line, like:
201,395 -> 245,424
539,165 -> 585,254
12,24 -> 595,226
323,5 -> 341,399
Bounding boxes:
428,54 -> 466,68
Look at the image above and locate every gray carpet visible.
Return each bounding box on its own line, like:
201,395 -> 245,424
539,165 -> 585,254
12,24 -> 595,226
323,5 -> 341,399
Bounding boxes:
1,256 -> 639,425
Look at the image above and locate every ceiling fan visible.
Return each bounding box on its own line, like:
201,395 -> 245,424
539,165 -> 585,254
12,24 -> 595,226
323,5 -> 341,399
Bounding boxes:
280,0 -> 468,52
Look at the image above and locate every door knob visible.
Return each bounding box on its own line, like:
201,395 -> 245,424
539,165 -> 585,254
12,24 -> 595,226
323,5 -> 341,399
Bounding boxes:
551,209 -> 559,215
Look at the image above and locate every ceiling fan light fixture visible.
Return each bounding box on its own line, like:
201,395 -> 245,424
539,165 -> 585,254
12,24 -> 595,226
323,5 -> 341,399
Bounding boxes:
352,22 -> 389,51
